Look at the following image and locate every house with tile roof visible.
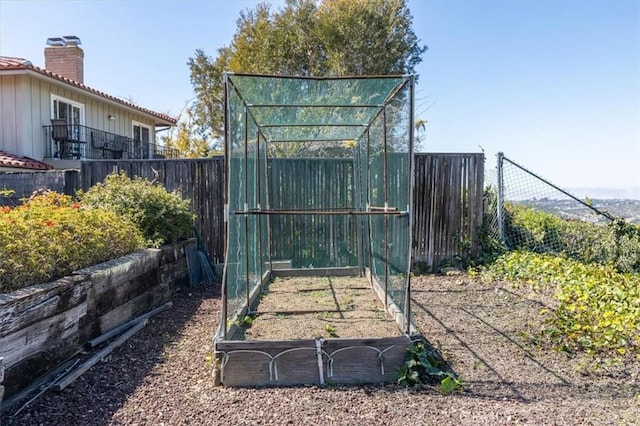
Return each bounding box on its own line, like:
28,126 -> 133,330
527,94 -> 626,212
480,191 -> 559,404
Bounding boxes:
0,36 -> 178,171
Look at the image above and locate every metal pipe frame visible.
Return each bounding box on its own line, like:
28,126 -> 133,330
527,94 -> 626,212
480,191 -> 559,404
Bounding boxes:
220,72 -> 231,340
404,75 -> 416,335
233,210 -> 408,216
229,72 -> 407,80
382,107 -> 389,311
243,105 -> 251,314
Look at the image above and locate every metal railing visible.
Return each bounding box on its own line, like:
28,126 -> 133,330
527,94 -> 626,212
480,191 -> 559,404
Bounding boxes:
43,124 -> 179,160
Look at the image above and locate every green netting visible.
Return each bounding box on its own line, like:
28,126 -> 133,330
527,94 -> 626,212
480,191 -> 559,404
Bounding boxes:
222,74 -> 414,338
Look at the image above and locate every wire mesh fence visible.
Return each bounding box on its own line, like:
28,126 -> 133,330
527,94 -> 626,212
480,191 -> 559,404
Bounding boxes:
484,153 -> 639,272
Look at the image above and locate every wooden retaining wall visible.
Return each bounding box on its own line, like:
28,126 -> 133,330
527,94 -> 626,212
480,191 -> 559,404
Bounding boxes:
0,240 -> 191,400
0,358 -> 4,407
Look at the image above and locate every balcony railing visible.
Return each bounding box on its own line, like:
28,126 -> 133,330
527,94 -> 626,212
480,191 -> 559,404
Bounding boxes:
43,124 -> 179,160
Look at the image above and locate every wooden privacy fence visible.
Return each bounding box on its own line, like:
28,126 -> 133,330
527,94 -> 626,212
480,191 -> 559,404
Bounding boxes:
413,153 -> 484,268
268,158 -> 358,268
0,153 -> 484,271
0,170 -> 79,206
80,159 -> 226,264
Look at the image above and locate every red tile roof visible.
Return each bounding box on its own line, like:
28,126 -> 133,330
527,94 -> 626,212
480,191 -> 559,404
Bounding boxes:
0,150 -> 54,170
0,56 -> 177,126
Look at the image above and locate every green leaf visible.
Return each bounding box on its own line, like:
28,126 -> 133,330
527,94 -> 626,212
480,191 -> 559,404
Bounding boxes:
440,376 -> 462,394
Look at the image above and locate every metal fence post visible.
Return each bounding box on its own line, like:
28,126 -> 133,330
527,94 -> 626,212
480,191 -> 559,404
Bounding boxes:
496,152 -> 505,244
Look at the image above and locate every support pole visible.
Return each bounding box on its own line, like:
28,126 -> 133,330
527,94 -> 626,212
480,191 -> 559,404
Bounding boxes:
496,152 -> 505,244
353,140 -> 364,275
243,105 -> 250,312
405,75 -> 416,334
221,73 -> 231,340
366,129 -> 374,282
256,130 -> 264,282
382,107 -> 389,310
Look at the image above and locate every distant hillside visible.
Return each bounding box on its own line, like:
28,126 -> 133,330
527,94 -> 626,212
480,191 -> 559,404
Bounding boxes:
514,198 -> 640,224
567,187 -> 640,200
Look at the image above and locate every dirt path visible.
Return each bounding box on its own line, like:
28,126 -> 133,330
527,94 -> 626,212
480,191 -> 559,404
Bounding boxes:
2,274 -> 638,425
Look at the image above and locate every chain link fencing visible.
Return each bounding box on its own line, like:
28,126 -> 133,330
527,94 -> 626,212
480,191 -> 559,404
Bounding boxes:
483,153 -> 639,272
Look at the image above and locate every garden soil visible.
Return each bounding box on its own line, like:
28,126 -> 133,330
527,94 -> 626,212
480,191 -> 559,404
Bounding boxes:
236,275 -> 402,340
2,273 -> 638,425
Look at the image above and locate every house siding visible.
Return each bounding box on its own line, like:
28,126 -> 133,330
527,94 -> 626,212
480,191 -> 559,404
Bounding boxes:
1,72 -> 160,164
25,75 -> 44,158
0,74 -> 21,156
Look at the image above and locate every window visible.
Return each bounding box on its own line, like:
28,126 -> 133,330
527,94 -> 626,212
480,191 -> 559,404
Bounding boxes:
132,121 -> 151,158
51,95 -> 84,138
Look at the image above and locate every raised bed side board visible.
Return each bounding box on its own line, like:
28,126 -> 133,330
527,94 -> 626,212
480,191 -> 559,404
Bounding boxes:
215,335 -> 416,386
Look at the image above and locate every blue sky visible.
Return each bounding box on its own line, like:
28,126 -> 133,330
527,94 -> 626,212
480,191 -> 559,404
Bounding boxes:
1,0 -> 638,193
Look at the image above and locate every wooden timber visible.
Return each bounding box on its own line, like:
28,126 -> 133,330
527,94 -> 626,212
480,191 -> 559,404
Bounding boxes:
0,241 -> 190,400
270,267 -> 361,278
0,357 -> 4,407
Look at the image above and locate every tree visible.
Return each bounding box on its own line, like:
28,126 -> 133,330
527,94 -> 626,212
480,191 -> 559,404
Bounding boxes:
188,0 -> 427,147
414,118 -> 428,151
160,108 -> 215,158
317,0 -> 425,76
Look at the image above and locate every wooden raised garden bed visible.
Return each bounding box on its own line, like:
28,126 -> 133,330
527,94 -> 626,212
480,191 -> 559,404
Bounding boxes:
213,268 -> 419,387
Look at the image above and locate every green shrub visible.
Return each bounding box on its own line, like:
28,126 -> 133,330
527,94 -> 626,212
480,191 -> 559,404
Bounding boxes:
0,191 -> 145,292
79,172 -> 195,247
504,204 -> 640,272
480,251 -> 640,359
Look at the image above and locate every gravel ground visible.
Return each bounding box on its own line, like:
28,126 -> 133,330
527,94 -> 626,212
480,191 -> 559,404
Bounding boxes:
2,273 -> 639,425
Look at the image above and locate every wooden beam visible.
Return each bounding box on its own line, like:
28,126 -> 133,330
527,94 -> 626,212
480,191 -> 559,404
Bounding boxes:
254,309 -> 343,316
0,357 -> 4,407
270,267 -> 360,278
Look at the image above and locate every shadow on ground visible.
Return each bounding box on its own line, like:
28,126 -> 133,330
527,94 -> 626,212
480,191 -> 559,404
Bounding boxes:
410,274 -> 638,404
1,284 -> 220,426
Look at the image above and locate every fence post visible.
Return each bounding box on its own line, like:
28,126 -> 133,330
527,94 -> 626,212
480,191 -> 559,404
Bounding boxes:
496,152 -> 505,244
64,169 -> 80,196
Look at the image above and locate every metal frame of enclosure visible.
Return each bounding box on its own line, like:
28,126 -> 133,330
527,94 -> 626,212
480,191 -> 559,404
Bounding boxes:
214,73 -> 417,386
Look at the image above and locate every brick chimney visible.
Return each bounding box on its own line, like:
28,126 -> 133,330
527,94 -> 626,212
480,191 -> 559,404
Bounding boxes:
44,36 -> 84,84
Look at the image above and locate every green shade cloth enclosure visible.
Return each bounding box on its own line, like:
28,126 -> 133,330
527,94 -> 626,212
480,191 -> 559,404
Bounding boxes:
221,73 -> 415,339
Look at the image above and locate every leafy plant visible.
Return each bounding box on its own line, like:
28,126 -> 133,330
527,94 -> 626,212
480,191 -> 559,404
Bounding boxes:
0,190 -> 145,292
411,261 -> 430,275
79,171 -> 195,247
228,313 -> 255,328
204,352 -> 213,368
502,204 -> 640,273
324,323 -> 338,337
398,341 -> 463,394
480,251 -> 640,359
0,187 -> 16,206
476,186 -> 507,265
